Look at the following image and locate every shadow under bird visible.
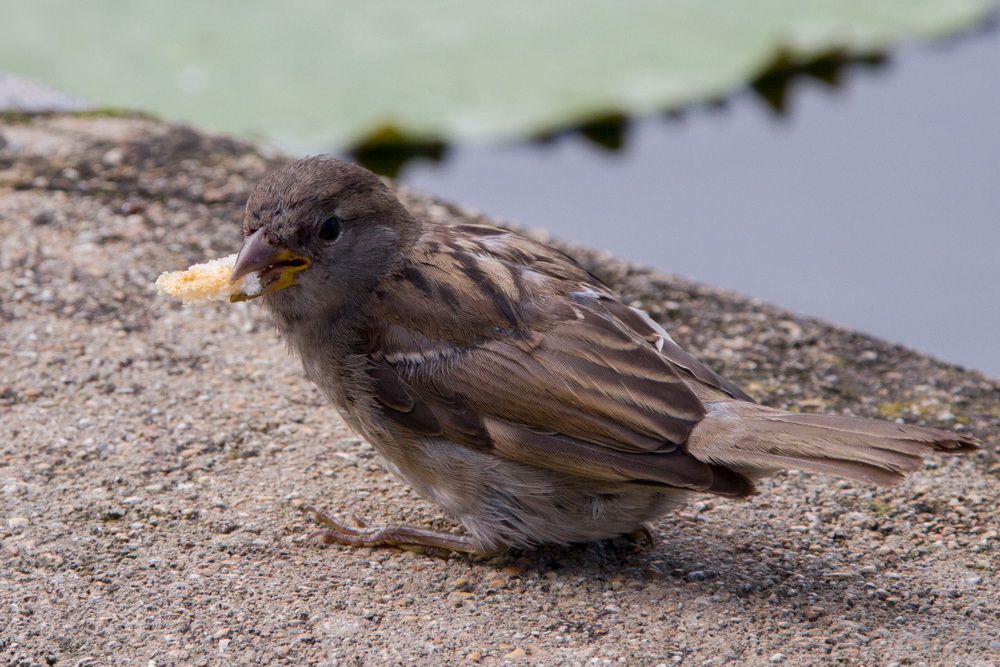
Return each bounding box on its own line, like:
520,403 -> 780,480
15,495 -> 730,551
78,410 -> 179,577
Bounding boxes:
228,156 -> 979,555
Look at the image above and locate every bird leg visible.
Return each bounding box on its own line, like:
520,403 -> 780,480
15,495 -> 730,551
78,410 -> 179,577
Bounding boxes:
303,505 -> 486,555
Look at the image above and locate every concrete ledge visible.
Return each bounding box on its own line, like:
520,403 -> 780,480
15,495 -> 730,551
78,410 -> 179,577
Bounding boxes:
1,113 -> 997,665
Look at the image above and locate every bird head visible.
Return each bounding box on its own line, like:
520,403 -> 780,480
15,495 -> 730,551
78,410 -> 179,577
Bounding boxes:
230,156 -> 419,316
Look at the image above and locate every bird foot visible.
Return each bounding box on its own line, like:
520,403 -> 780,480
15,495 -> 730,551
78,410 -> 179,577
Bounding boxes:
625,524 -> 656,548
303,505 -> 486,555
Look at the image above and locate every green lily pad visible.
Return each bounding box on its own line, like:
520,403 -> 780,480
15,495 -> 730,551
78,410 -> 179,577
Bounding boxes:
0,0 -> 994,152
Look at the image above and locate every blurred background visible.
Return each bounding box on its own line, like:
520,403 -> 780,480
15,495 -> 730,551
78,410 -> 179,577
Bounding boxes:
406,35 -> 1000,378
1,1 -> 997,376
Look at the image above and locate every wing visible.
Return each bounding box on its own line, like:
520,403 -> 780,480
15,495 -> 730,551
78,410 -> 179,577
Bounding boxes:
362,223 -> 753,497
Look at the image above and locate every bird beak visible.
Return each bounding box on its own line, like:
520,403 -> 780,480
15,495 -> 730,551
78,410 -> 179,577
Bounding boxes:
229,228 -> 311,302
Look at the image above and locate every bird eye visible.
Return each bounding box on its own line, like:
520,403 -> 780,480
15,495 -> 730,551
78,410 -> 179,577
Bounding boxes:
318,215 -> 342,242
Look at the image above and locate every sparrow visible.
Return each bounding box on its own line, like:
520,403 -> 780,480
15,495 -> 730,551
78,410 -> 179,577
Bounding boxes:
229,156 -> 979,555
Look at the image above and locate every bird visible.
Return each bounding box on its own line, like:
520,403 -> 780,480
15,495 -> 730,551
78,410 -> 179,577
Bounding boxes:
228,155 -> 979,556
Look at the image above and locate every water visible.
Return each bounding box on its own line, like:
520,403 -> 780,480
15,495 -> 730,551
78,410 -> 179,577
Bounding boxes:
403,34 -> 1000,378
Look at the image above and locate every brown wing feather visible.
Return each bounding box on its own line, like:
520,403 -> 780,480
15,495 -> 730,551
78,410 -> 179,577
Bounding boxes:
593,297 -> 755,402
363,223 -> 753,497
364,361 -> 442,437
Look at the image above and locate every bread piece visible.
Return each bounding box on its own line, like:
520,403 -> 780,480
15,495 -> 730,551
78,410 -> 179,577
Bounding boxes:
156,254 -> 261,304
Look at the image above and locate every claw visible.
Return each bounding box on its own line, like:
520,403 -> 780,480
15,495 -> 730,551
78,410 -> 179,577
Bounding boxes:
626,525 -> 656,548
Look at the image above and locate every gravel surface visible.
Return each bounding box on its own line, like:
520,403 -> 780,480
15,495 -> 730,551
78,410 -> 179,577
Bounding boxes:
1,114 -> 998,666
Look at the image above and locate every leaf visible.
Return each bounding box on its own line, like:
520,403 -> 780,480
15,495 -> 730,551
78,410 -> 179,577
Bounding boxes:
0,0 -> 994,152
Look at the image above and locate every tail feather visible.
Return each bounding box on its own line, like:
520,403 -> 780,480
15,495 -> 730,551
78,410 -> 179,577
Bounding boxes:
688,402 -> 979,487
